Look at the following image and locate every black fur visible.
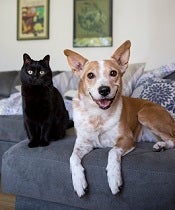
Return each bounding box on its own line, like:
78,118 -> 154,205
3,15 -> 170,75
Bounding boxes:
21,53 -> 69,148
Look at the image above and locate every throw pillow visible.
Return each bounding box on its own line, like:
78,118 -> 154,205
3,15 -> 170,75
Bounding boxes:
122,63 -> 145,96
132,77 -> 175,119
132,63 -> 175,98
123,63 -> 145,83
53,71 -> 79,96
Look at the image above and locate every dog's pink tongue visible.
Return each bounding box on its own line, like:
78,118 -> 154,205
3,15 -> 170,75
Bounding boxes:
97,99 -> 111,109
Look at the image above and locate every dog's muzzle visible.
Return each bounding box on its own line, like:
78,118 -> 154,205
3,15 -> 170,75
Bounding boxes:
89,86 -> 117,110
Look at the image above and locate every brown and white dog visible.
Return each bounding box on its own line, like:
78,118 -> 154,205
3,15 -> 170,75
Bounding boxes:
64,40 -> 175,197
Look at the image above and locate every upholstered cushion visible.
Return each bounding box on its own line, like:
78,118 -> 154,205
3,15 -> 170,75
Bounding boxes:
0,115 -> 26,142
0,71 -> 19,98
2,135 -> 175,210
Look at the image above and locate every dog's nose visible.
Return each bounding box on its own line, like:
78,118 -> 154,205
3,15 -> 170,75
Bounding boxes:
98,86 -> 110,97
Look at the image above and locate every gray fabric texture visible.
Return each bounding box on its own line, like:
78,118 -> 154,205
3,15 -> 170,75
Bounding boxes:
0,115 -> 26,142
16,196 -> 85,210
164,71 -> 175,80
2,134 -> 175,210
0,140 -> 15,171
0,114 -> 25,173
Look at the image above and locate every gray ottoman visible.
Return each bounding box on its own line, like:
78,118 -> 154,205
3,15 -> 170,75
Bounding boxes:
2,129 -> 175,210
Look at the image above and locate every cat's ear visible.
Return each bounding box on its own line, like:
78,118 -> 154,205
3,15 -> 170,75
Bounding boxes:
23,53 -> 32,64
43,55 -> 50,67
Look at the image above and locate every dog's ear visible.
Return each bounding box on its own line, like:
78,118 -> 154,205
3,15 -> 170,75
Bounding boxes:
111,40 -> 131,74
64,49 -> 88,77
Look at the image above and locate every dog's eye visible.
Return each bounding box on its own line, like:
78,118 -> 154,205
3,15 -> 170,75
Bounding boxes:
87,72 -> 95,79
110,70 -> 117,77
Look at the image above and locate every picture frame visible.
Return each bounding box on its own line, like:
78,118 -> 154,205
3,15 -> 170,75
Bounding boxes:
73,0 -> 113,47
17,0 -> 49,40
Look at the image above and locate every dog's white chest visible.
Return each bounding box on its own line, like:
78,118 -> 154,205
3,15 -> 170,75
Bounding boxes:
73,98 -> 122,148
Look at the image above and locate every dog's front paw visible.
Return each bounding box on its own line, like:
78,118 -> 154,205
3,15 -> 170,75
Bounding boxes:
71,165 -> 88,197
106,147 -> 123,194
106,164 -> 122,195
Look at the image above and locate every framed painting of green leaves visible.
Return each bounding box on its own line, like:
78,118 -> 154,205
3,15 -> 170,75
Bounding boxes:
17,0 -> 49,40
73,0 -> 113,47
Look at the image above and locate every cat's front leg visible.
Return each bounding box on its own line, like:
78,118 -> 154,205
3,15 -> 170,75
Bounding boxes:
28,139 -> 40,148
25,121 -> 40,148
39,139 -> 50,147
39,122 -> 50,146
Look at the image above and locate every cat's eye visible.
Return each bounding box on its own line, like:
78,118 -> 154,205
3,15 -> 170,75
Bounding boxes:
40,71 -> 45,75
27,70 -> 33,75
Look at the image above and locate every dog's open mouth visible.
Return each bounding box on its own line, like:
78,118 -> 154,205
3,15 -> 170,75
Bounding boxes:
89,92 -> 117,110
94,98 -> 114,109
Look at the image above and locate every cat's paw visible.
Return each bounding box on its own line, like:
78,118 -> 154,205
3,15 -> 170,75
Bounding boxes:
28,141 -> 39,148
57,131 -> 66,139
40,140 -> 50,147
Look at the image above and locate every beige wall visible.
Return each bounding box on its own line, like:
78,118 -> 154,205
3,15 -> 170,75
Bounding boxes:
0,0 -> 175,71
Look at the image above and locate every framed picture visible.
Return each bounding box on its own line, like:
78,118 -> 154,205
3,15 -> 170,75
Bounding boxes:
73,0 -> 112,47
17,0 -> 49,40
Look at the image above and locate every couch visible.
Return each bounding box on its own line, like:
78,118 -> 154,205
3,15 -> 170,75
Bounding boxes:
1,64 -> 175,210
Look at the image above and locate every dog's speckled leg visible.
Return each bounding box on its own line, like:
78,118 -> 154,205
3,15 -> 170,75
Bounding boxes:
70,140 -> 93,197
106,147 -> 123,194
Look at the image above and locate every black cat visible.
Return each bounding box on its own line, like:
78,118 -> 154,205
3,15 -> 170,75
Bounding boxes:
21,53 -> 69,148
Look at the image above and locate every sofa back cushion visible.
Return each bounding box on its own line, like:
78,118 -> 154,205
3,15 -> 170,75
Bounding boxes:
0,71 -> 19,98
